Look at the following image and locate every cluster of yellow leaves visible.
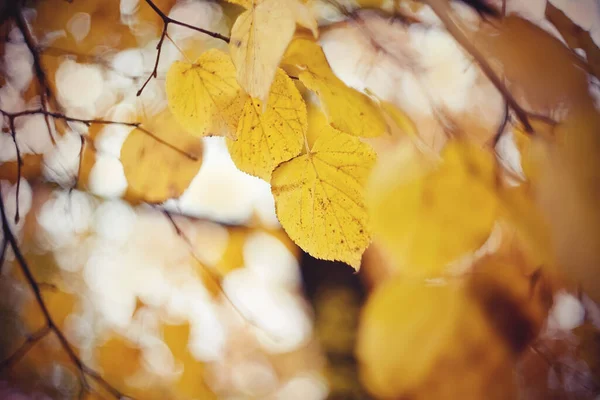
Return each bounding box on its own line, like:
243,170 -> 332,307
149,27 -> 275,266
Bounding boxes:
166,32 -> 389,267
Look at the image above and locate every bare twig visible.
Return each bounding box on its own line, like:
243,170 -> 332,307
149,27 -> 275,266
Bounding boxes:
11,2 -> 58,145
7,116 -> 22,223
0,325 -> 51,371
489,98 -> 510,148
0,107 -> 200,161
0,237 -> 7,273
137,0 -> 230,96
161,209 -> 285,343
0,186 -> 132,399
419,0 -> 533,132
0,108 -> 140,128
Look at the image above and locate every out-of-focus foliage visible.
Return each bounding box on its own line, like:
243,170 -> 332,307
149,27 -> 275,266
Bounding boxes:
2,0 -> 600,399
368,141 -> 499,277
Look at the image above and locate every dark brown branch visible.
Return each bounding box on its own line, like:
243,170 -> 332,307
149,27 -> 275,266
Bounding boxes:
8,116 -> 22,223
0,186 -> 132,399
0,237 -> 7,273
0,108 -> 200,161
419,0 -> 533,133
490,98 -> 510,148
137,27 -> 168,96
136,126 -> 200,160
137,0 -> 230,96
143,0 -> 230,42
0,325 -> 51,371
0,108 -> 140,128
11,2 -> 57,145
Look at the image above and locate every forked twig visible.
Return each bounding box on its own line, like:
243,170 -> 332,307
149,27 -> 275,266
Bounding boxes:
137,0 -> 230,96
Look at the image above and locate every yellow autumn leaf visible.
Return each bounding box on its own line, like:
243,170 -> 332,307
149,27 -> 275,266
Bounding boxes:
166,49 -> 246,139
271,121 -> 376,269
368,141 -> 499,277
121,110 -> 203,203
230,0 -> 317,102
524,106 -> 600,302
357,263 -> 529,399
227,69 -> 307,180
306,102 -> 329,148
357,280 -> 465,398
283,38 -> 387,138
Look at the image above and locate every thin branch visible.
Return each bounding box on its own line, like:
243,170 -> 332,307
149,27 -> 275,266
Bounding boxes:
143,0 -> 230,42
8,116 -> 22,223
137,26 -> 167,96
0,325 -> 51,371
419,0 -> 533,133
0,237 -> 7,273
11,2 -> 57,145
490,98 -> 510,148
137,0 -> 230,96
0,108 -> 140,128
0,185 -> 132,400
136,126 -> 200,160
161,209 -> 284,343
0,108 -> 200,161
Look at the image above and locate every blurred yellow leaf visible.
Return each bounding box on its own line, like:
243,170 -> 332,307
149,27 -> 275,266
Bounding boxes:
525,106 -> 600,302
271,120 -> 375,269
357,277 -> 516,399
166,49 -> 246,139
283,39 -> 387,138
229,0 -> 317,102
121,110 -> 203,203
227,69 -> 307,180
357,280 -> 464,398
368,141 -> 499,277
357,253 -> 547,399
